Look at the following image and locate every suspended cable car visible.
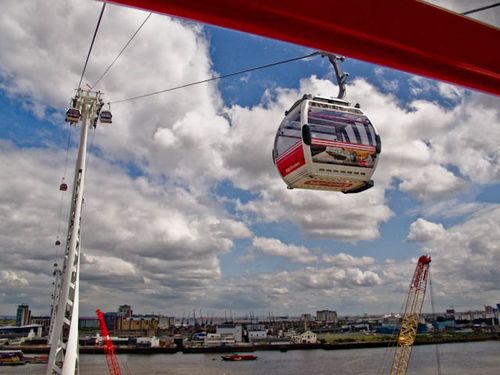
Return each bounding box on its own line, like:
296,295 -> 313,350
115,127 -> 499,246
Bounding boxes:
55,240 -> 61,246
272,54 -> 381,193
65,108 -> 81,124
59,178 -> 68,192
99,110 -> 112,124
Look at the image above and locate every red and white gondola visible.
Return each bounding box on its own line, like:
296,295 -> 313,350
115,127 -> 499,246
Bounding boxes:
272,55 -> 381,193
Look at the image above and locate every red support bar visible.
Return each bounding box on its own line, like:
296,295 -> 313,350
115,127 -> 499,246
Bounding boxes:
107,0 -> 500,95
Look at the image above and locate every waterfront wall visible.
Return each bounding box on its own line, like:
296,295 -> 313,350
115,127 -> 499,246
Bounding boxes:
6,333 -> 499,354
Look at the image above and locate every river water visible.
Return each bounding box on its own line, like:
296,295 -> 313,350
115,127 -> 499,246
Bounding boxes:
4,341 -> 499,374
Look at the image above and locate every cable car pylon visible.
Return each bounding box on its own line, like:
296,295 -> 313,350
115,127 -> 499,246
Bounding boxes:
47,88 -> 110,375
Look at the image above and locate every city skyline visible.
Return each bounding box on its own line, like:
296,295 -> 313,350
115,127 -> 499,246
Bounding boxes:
2,301 -> 499,323
0,0 -> 499,317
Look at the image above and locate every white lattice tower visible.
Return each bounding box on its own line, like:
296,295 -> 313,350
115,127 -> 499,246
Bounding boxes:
48,265 -> 62,346
47,89 -> 105,375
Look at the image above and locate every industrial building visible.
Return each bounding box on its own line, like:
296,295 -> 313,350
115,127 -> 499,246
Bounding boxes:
316,310 -> 338,324
216,323 -> 242,342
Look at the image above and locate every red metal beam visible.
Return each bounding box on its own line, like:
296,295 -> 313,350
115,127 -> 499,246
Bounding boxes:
107,0 -> 500,95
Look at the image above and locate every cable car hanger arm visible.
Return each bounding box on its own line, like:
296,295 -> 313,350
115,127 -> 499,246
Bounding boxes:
320,53 -> 348,100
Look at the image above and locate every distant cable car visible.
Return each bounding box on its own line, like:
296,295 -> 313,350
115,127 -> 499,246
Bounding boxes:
59,180 -> 68,192
55,240 -> 61,246
272,54 -> 381,193
99,110 -> 112,124
65,108 -> 81,124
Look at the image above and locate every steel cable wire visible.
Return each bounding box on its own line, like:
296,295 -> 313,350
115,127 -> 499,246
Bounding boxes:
461,2 -> 500,15
91,12 -> 153,89
54,126 -> 74,260
108,51 -> 320,104
78,2 -> 107,89
376,268 -> 411,375
428,268 -> 443,375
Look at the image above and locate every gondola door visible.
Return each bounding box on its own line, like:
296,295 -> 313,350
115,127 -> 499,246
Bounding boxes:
300,99 -> 314,177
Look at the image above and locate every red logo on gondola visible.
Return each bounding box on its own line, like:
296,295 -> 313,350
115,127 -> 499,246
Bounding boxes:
276,142 -> 305,177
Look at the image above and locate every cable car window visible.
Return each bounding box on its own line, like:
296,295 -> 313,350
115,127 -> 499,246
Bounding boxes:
308,108 -> 376,145
274,110 -> 301,158
352,120 -> 376,146
308,107 -> 378,168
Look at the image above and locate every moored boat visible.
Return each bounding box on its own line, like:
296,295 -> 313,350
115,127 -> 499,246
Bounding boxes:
239,354 -> 258,360
221,353 -> 258,361
0,350 -> 26,366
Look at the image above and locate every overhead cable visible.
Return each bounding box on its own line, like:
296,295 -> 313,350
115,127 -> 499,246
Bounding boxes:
461,2 -> 500,15
92,12 -> 153,89
78,2 -> 107,90
109,51 -> 320,104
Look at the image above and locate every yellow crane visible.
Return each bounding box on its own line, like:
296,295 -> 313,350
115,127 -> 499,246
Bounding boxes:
390,255 -> 431,375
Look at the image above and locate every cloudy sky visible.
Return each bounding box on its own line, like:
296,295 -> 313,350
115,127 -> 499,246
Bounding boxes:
0,0 -> 499,318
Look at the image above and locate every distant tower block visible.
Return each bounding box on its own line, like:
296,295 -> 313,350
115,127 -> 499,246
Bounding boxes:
16,304 -> 31,326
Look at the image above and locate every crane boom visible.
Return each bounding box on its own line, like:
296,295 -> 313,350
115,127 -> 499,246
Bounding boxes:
96,309 -> 122,375
390,255 -> 431,375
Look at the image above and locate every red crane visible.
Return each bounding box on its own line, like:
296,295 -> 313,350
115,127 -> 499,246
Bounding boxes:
390,255 -> 431,375
96,309 -> 122,375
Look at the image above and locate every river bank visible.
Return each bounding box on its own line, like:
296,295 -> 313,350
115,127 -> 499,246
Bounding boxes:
2,341 -> 500,375
5,333 -> 498,354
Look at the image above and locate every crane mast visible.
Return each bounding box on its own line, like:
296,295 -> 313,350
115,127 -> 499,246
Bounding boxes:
390,255 -> 431,375
96,309 -> 122,375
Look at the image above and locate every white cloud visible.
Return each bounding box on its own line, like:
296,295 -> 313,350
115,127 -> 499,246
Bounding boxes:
294,267 -> 383,289
405,206 -> 500,308
322,253 -> 375,267
0,142 -> 251,313
202,264 -> 387,315
411,200 -> 488,219
437,82 -> 465,102
406,218 -> 447,243
82,254 -> 137,277
373,66 -> 399,92
409,76 -> 433,96
251,237 -> 318,263
1,271 -> 29,287
430,99 -> 500,184
399,164 -> 466,201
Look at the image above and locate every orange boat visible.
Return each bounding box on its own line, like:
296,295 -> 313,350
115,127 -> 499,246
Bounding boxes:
221,354 -> 258,361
